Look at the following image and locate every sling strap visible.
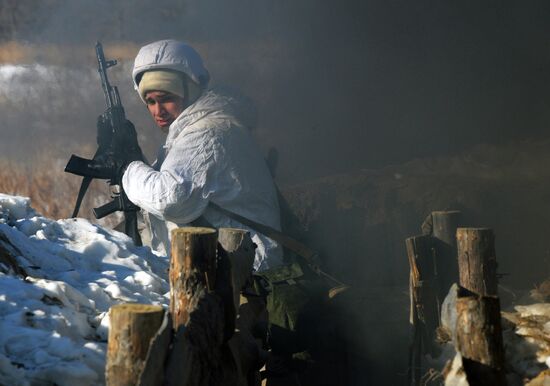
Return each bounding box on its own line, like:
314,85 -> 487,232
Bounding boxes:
209,202 -> 345,287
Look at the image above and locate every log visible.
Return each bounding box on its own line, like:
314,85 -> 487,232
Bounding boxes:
169,227 -> 218,328
456,228 -> 498,296
431,210 -> 461,299
218,228 -> 256,311
165,226 -> 236,386
406,235 -> 439,385
406,235 -> 439,328
453,229 -> 506,384
432,210 -> 461,247
219,228 -> 263,386
137,311 -> 172,386
105,303 -> 165,386
455,292 -> 506,384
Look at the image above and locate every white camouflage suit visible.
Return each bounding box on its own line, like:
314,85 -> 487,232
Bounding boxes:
122,40 -> 283,271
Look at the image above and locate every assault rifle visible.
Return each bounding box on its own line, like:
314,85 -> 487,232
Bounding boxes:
64,42 -> 143,246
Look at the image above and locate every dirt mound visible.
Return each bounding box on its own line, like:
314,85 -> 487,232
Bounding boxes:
281,138 -> 550,290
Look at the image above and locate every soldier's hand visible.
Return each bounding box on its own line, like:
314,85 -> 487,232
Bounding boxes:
87,151 -> 128,183
117,119 -> 144,163
96,108 -> 144,164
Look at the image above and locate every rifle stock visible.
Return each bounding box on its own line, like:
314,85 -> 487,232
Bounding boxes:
65,154 -> 111,179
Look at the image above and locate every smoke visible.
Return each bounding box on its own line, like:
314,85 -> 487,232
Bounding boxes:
1,0 -> 550,183
0,60 -> 163,162
1,1 -> 550,383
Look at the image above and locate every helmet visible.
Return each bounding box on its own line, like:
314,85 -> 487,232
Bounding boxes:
132,39 -> 210,94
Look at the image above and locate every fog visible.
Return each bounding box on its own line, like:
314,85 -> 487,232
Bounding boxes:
2,0 -> 549,183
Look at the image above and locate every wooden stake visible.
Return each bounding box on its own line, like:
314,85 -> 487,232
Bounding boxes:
218,227 -> 256,311
455,292 -> 506,384
105,303 -> 165,386
454,228 -> 506,384
456,293 -> 504,368
219,228 -> 262,385
456,228 -> 498,296
137,311 -> 172,386
406,235 -> 439,329
165,226 -> 235,386
431,210 -> 461,298
406,235 -> 439,385
169,227 -> 218,328
432,211 -> 461,247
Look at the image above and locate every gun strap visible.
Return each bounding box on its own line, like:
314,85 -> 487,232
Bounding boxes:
72,176 -> 93,218
209,202 -> 345,287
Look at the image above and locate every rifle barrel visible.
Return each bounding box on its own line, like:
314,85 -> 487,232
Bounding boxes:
95,41 -> 115,108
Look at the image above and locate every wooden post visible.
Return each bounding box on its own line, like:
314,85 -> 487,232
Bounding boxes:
456,294 -> 504,368
431,210 -> 461,299
454,228 -> 506,385
105,303 -> 165,386
169,227 -> 218,328
218,227 -> 256,311
137,311 -> 172,386
406,235 -> 439,385
455,293 -> 506,385
165,226 -> 235,386
432,211 -> 461,247
406,235 -> 439,330
219,228 -> 262,385
456,228 -> 498,296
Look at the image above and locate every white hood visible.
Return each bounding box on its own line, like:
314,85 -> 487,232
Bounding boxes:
132,39 -> 210,94
165,87 -> 258,151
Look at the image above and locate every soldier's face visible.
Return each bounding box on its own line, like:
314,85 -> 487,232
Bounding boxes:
144,91 -> 186,132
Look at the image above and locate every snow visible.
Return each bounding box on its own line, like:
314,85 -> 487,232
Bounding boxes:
504,303 -> 550,377
435,283 -> 550,384
0,193 -> 170,385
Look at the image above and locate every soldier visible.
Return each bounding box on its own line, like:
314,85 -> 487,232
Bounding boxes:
121,39 -> 283,271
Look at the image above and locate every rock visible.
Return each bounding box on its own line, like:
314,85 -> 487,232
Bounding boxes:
440,283 -> 460,345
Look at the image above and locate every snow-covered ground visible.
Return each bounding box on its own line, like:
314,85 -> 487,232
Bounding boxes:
436,284 -> 550,385
0,193 -> 169,386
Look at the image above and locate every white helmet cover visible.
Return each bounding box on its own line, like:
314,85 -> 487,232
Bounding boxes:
132,39 -> 210,96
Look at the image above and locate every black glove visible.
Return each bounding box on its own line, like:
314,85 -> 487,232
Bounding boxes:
87,151 -> 129,183
96,108 -> 144,163
92,109 -> 144,183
